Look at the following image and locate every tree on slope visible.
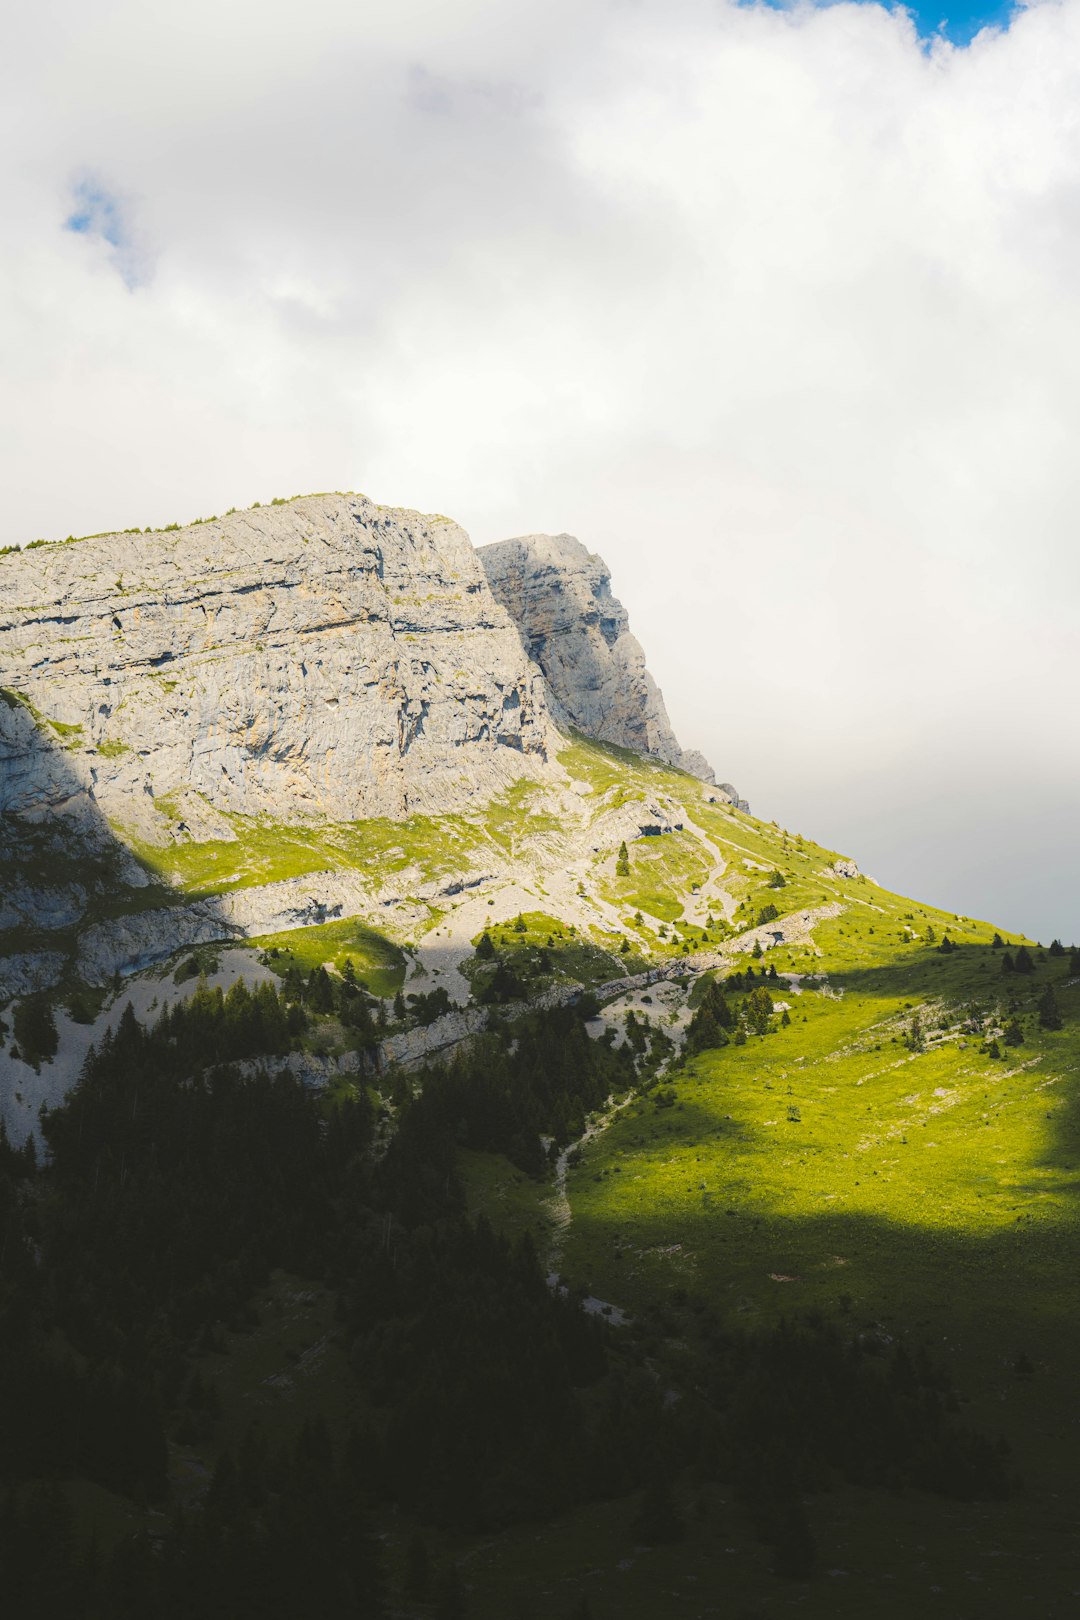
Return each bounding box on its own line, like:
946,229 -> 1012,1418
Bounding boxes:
1038,986 -> 1064,1030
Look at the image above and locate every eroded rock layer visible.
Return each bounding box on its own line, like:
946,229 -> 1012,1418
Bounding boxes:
0,496 -> 557,839
478,533 -> 720,786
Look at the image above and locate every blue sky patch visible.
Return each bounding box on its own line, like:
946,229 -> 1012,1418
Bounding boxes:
63,177 -> 146,288
751,0 -> 1022,45
893,0 -> 1019,44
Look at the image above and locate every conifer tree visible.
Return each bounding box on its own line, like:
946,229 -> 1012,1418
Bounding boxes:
1038,986 -> 1063,1030
12,994 -> 58,1068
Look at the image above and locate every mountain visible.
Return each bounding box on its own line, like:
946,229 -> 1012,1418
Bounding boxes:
0,495 -> 556,838
0,496 -> 728,842
0,491 -> 1076,1620
0,494 -> 728,1012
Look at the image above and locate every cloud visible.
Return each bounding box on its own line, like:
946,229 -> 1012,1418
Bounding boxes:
63,174 -> 150,288
0,0 -> 1077,936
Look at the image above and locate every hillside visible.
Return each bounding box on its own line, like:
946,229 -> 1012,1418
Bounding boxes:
0,500 -> 1076,1618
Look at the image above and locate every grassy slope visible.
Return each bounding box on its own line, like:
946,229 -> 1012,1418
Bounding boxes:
126,809 -> 487,895
449,766 -> 1078,1617
463,857 -> 1078,1615
249,917 -> 407,998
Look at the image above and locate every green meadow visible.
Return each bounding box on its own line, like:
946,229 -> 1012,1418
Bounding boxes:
468,900 -> 1080,1614
250,916 -> 407,997
440,770 -> 1080,1615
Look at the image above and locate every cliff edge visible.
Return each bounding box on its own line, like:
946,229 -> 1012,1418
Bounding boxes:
479,533 -> 728,792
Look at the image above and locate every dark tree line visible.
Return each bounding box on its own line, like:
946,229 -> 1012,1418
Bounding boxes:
0,977 -> 1018,1612
390,999 -> 638,1179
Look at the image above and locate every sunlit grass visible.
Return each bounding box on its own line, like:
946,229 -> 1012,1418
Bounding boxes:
126,811 -> 487,896
251,916 -> 406,996
562,914 -> 1080,1381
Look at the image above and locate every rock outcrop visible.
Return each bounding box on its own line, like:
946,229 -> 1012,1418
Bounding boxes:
0,496 -> 557,840
478,533 -> 724,789
0,496 -> 748,1007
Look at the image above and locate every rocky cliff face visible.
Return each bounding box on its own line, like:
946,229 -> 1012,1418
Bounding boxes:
478,533 -> 723,789
0,497 -> 742,856
0,496 -> 557,840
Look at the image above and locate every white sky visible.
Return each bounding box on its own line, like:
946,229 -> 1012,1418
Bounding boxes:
1,0 -> 1077,941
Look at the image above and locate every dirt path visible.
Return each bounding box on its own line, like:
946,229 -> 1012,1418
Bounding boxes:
681,818 -> 738,926
543,979 -> 699,1329
545,1093 -> 636,1326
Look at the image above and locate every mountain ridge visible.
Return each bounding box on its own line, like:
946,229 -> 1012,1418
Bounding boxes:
0,493 -> 730,839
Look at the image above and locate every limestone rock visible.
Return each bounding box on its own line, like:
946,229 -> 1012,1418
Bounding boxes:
0,495 -> 558,838
75,903 -> 238,985
0,951 -> 67,1003
0,495 -> 749,1007
478,533 -> 719,785
679,749 -> 717,785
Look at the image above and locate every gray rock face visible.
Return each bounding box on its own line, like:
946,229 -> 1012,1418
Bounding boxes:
0,695 -> 154,957
0,692 -> 99,826
0,951 -> 67,1003
0,496 -> 557,839
478,533 -> 721,788
0,496 -> 748,1013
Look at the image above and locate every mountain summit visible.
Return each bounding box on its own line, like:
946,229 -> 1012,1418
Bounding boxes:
479,532 -> 722,788
0,495 -> 728,847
